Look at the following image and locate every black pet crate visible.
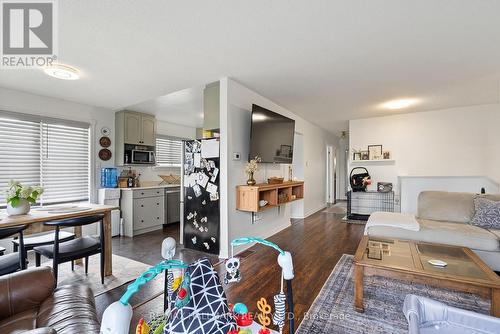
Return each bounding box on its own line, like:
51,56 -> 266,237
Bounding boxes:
347,190 -> 395,221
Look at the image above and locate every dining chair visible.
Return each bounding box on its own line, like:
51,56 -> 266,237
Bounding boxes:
33,214 -> 105,285
12,230 -> 75,266
0,225 -> 27,276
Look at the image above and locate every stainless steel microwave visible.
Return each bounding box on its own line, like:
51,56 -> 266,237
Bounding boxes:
131,149 -> 156,164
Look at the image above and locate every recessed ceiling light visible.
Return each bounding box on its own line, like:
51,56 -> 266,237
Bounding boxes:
43,64 -> 80,80
381,98 -> 418,110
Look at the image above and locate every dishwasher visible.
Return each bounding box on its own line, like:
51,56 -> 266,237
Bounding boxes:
165,186 -> 180,224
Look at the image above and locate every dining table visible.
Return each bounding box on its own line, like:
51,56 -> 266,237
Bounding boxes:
0,203 -> 118,277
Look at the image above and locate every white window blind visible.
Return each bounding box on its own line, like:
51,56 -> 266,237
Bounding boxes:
0,112 -> 90,207
156,136 -> 182,167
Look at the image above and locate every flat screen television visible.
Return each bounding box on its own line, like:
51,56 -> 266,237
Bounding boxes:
250,104 -> 295,163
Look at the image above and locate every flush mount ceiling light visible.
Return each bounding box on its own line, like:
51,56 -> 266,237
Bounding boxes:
43,64 -> 80,80
381,98 -> 418,110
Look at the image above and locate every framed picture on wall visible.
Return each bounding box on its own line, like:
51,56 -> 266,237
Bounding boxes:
353,152 -> 361,161
368,145 -> 383,160
361,151 -> 369,160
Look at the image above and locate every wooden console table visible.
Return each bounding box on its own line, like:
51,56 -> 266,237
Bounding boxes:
236,181 -> 304,212
353,236 -> 500,317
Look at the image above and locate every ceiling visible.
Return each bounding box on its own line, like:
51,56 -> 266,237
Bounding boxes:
127,86 -> 204,128
1,0 -> 500,134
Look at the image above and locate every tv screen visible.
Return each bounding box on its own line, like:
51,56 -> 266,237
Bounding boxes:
250,104 -> 295,163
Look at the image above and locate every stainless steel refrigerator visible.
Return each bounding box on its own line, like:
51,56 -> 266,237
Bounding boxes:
180,138 -> 220,254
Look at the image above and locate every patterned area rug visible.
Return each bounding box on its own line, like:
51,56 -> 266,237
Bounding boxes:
297,254 -> 490,334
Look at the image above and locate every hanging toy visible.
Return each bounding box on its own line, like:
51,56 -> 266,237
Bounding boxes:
174,272 -> 191,309
232,303 -> 253,327
224,257 -> 241,284
257,297 -> 272,334
272,292 -> 286,333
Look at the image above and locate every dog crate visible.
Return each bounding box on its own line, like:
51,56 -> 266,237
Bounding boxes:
347,190 -> 395,221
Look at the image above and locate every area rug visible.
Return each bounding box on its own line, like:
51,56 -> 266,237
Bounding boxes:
296,254 -> 490,334
39,254 -> 150,296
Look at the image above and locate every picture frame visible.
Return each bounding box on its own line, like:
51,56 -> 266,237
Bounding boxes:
353,152 -> 361,161
383,150 -> 391,159
361,151 -> 369,160
368,145 -> 383,160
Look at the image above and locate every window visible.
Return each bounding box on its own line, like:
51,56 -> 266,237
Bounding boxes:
0,112 -> 90,207
156,136 -> 182,167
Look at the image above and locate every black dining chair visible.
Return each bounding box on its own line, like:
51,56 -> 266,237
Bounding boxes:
33,214 -> 105,285
0,225 -> 27,276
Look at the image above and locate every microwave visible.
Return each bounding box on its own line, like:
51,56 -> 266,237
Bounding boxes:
130,149 -> 156,164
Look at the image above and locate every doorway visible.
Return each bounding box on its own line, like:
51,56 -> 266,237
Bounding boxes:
326,146 -> 336,204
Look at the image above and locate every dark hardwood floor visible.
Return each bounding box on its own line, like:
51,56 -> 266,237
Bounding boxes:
96,209 -> 364,333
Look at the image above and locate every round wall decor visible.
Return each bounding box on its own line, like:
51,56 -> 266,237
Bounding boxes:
99,148 -> 112,161
100,127 -> 111,136
99,136 -> 111,148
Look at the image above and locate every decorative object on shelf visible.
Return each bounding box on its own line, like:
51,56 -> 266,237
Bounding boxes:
268,177 -> 284,184
245,156 -> 261,186
99,136 -> 111,148
360,151 -> 369,160
353,152 -> 362,161
288,165 -> 293,181
368,145 -> 383,160
377,182 -> 393,193
5,180 -> 43,216
100,126 -> 111,136
259,200 -> 269,207
383,150 -> 391,159
159,174 -> 181,185
99,148 -> 112,161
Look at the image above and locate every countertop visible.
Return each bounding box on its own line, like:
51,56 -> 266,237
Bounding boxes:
119,184 -> 181,190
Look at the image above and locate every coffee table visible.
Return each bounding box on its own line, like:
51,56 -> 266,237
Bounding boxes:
353,236 -> 500,317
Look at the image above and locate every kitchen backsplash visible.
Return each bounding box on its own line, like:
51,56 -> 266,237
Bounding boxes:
118,166 -> 181,186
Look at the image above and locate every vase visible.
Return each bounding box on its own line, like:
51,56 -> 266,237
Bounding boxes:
246,172 -> 256,186
7,199 -> 30,216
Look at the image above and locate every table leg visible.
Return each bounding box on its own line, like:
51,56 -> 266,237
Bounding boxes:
354,264 -> 364,312
491,288 -> 500,317
74,226 -> 83,265
103,210 -> 113,277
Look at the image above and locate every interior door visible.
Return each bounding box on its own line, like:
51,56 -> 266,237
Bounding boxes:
141,115 -> 156,146
124,112 -> 141,145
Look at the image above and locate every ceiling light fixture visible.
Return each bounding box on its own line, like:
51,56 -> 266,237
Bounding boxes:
381,98 -> 418,110
43,64 -> 80,80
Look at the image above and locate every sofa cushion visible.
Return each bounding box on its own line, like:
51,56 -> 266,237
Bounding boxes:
417,191 -> 475,223
366,219 -> 500,252
471,197 -> 500,229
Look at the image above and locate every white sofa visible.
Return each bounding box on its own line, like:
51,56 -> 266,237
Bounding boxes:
365,191 -> 500,271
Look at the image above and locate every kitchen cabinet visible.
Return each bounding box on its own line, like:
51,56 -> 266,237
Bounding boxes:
120,187 -> 164,237
115,111 -> 157,166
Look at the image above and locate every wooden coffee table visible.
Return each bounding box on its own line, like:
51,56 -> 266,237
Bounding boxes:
353,236 -> 500,317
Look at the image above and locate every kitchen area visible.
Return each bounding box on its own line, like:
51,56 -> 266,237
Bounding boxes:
97,82 -> 220,248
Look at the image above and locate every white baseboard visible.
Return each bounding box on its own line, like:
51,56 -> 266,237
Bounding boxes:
305,204 -> 327,218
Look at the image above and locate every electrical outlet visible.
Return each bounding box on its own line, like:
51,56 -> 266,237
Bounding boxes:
233,152 -> 241,161
254,213 -> 263,221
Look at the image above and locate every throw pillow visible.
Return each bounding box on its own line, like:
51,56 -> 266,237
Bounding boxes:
471,197 -> 500,229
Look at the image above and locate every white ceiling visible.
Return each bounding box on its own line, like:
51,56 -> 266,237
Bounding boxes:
1,1 -> 500,134
127,86 -> 204,128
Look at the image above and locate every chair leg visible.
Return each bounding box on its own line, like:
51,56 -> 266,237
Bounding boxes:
13,244 -> 18,253
53,261 -> 58,286
71,260 -> 74,271
85,257 -> 89,275
35,253 -> 41,267
100,251 -> 104,284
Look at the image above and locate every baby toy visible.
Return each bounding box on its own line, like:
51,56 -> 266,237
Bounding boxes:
224,257 -> 242,284
256,297 -> 272,334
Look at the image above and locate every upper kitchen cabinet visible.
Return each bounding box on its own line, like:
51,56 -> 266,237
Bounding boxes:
115,111 -> 157,166
203,81 -> 220,132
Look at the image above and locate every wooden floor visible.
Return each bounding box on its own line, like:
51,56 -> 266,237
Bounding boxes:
96,208 -> 364,333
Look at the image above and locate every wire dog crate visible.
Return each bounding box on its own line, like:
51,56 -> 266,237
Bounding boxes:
347,190 -> 395,221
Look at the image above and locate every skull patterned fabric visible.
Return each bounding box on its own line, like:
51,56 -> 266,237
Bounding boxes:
164,258 -> 237,334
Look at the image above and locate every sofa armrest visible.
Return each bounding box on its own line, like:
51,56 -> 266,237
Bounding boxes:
23,328 -> 57,334
0,266 -> 55,320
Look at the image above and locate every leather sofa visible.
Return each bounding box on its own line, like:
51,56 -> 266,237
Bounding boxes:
0,266 -> 100,334
365,191 -> 500,271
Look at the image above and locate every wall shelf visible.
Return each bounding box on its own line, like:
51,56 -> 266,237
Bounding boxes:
350,159 -> 395,164
236,181 -> 304,213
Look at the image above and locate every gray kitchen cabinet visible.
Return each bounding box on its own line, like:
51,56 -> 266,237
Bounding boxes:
121,188 -> 164,237
115,111 -> 157,165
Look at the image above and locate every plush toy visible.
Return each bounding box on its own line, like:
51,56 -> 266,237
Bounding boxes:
224,257 -> 241,284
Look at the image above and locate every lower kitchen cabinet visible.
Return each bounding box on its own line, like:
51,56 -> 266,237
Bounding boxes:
121,188 -> 164,237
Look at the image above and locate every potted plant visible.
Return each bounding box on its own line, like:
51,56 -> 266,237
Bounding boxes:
5,180 -> 43,216
245,156 -> 261,186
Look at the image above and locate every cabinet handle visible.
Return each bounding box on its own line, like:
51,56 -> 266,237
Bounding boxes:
141,192 -> 144,195
141,219 -> 144,223
157,217 -> 160,219
157,203 -> 159,205
141,204 -> 144,207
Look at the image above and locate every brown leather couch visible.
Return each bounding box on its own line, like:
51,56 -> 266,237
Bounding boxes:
0,267 -> 100,334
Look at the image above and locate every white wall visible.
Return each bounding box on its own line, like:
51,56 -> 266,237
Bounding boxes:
349,103 -> 500,210
219,78 -> 338,258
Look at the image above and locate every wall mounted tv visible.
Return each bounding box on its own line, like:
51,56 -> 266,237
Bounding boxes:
250,104 -> 295,163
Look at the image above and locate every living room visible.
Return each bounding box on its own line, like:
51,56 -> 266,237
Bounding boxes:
0,1 -> 500,334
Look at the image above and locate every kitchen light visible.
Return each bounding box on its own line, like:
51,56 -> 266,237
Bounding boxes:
381,98 -> 417,110
44,64 -> 80,80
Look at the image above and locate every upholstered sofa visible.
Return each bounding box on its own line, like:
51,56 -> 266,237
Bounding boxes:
365,191 -> 500,271
0,266 -> 100,333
